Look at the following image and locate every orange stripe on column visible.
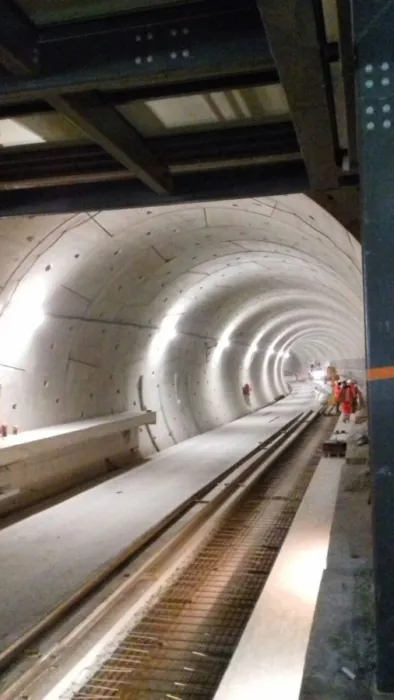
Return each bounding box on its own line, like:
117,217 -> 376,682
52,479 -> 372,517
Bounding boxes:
367,366 -> 394,381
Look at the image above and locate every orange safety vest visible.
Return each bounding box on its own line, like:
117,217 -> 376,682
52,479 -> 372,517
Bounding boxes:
340,385 -> 353,414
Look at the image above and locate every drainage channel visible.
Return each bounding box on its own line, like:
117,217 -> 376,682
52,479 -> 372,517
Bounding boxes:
62,415 -> 336,700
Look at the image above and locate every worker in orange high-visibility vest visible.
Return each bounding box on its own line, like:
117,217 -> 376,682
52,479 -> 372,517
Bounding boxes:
333,378 -> 342,415
350,380 -> 360,414
339,381 -> 353,422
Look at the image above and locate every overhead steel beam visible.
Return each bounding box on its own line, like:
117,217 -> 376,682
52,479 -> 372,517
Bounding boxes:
0,161 -> 309,216
0,122 -> 300,190
0,70 -> 280,120
256,0 -> 338,190
153,121 -> 299,165
0,0 -> 272,104
0,0 -> 38,76
0,45 -> 341,120
47,92 -> 172,195
0,44 -> 340,120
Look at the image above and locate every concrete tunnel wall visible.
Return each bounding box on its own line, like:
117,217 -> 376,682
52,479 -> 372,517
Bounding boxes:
0,194 -> 364,454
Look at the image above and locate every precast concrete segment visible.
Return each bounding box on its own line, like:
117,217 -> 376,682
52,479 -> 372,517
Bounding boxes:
0,386 -> 314,659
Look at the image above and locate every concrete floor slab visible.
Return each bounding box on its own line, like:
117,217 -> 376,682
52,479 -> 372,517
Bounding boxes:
0,385 -> 314,658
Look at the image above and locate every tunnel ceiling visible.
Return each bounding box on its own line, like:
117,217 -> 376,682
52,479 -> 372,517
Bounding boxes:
0,0 -> 359,235
0,194 -> 364,453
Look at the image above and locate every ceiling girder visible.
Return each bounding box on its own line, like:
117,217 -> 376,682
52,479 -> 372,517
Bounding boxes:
47,92 -> 172,195
256,0 -> 339,190
0,161 -> 309,216
0,161 -> 358,217
0,0 -> 272,105
0,121 -> 300,190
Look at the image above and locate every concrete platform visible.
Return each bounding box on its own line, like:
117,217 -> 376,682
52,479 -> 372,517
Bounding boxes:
0,384 -> 315,659
214,411 -> 373,700
0,411 -> 155,466
214,454 -> 344,700
0,411 -> 156,516
299,452 -> 373,699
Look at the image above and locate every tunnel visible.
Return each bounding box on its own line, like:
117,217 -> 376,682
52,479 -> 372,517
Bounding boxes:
0,194 -> 363,453
1,0 -> 391,697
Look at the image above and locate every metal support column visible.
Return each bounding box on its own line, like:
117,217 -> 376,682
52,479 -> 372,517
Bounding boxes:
353,1 -> 394,695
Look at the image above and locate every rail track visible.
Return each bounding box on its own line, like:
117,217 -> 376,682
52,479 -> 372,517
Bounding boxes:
2,409 -> 335,700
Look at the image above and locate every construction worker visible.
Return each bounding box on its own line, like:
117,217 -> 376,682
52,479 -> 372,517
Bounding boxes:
333,377 -> 342,415
339,380 -> 354,423
242,383 -> 252,405
350,380 -> 360,414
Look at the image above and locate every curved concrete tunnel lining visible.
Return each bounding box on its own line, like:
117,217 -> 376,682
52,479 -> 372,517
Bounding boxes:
242,308 -> 361,406
0,195 -> 364,453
